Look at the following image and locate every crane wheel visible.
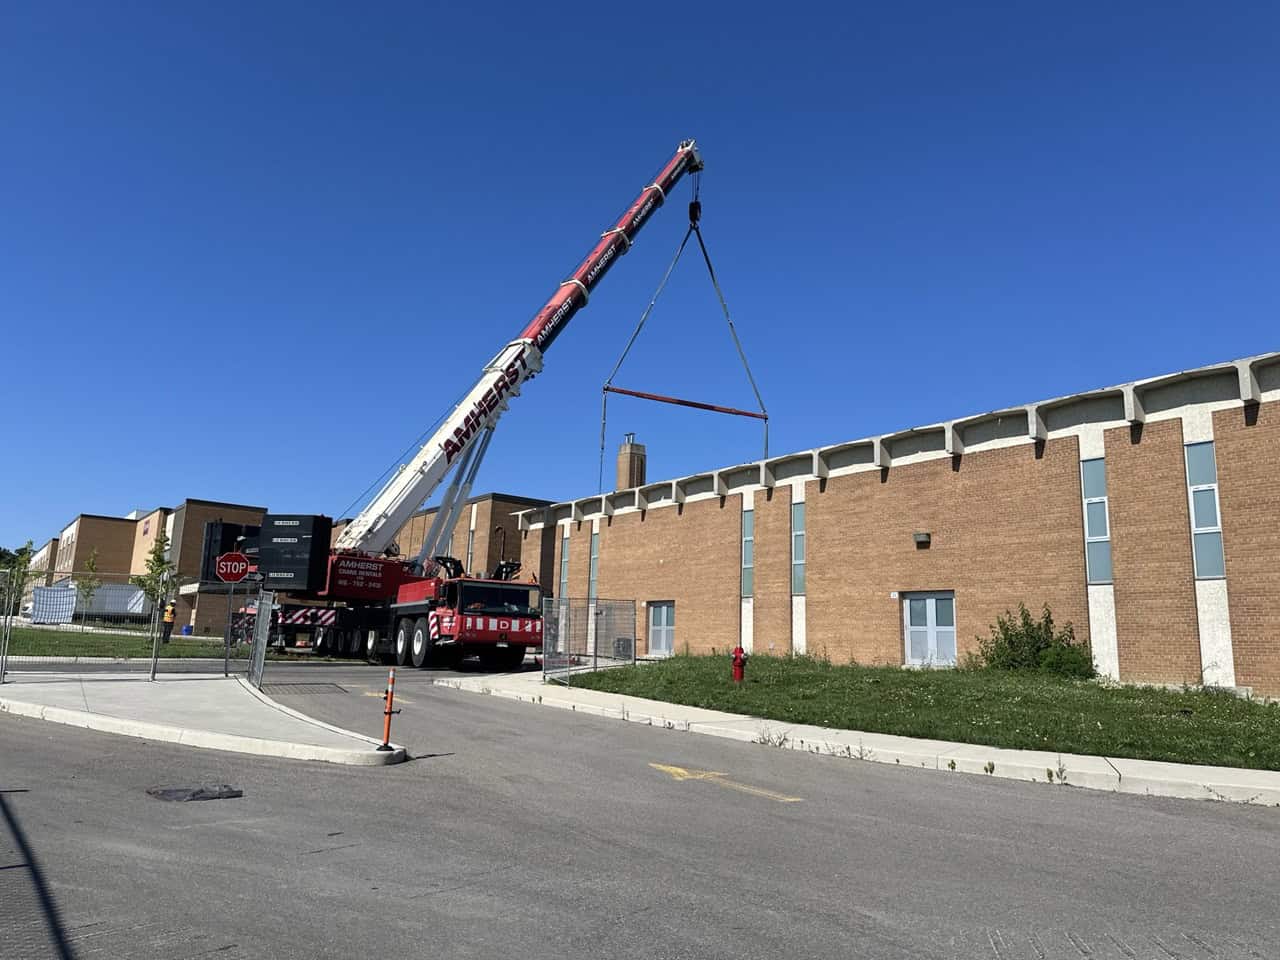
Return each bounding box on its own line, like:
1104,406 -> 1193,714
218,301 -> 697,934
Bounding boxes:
394,619 -> 411,666
411,617 -> 433,669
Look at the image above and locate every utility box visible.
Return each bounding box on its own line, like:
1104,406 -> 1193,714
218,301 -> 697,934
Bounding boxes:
258,515 -> 333,595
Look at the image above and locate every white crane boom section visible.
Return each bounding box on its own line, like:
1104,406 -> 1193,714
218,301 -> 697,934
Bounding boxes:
334,340 -> 542,554
333,139 -> 705,556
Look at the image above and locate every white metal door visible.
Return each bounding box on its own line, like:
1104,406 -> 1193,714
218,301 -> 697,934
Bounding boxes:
648,602 -> 674,657
902,592 -> 956,666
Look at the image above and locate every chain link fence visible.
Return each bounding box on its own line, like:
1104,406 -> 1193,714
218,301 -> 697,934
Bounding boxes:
0,567 -> 260,681
542,597 -> 635,685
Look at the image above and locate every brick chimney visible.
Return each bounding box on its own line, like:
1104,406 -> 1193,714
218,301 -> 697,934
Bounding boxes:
616,433 -> 646,490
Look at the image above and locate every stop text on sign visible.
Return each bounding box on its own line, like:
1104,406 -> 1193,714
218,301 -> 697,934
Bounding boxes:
216,552 -> 250,583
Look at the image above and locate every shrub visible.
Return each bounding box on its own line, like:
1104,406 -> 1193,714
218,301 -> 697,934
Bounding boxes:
974,603 -> 1095,679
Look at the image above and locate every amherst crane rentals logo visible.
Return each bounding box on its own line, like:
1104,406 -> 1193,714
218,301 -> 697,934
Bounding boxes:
532,293 -> 577,350
443,348 -> 531,464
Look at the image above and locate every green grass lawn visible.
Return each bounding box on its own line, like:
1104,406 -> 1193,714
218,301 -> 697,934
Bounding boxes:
572,655 -> 1280,771
5,626 -> 232,659
4,626 -> 350,661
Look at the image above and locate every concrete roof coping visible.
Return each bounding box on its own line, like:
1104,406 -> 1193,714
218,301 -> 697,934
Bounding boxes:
517,351 -> 1279,522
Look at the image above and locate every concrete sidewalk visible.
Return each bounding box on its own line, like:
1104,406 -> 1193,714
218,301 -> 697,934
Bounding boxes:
435,670 -> 1280,806
0,673 -> 405,765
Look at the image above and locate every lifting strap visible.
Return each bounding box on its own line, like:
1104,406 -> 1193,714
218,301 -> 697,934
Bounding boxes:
598,186 -> 769,493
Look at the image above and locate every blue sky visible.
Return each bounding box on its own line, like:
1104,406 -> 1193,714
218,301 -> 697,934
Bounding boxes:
2,2 -> 1277,550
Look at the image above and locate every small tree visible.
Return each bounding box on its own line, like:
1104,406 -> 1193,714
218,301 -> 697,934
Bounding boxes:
130,530 -> 175,638
76,548 -> 102,630
1,541 -> 34,617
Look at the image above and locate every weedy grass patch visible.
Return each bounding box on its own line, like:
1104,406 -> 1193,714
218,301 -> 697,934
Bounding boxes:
574,654 -> 1280,770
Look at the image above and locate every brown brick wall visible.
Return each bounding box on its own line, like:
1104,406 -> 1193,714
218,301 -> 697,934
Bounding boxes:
389,496 -> 549,576
807,438 -> 1088,665
1215,400 -> 1280,694
130,508 -> 171,576
485,497 -> 530,577
521,525 -> 556,593
595,498 -> 739,656
753,486 -> 794,654
1106,419 -> 1202,684
70,517 -> 137,578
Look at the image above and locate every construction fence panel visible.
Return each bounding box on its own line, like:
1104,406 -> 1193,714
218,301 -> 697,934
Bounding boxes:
542,597 -> 636,685
0,569 -> 256,681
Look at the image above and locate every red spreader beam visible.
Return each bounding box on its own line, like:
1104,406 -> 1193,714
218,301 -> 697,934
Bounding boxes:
603,385 -> 768,422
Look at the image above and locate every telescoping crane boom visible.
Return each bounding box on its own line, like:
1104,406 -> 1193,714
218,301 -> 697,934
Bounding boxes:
334,139 -> 705,559
254,140 -> 706,666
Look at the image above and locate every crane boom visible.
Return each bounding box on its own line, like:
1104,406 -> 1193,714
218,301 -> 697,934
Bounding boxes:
334,139 -> 705,555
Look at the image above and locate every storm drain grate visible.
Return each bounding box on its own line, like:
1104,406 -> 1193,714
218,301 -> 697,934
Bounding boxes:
260,682 -> 348,696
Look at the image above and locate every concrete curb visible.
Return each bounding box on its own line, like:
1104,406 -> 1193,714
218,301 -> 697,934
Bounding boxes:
0,687 -> 405,767
430,676 -> 1280,806
234,678 -> 406,761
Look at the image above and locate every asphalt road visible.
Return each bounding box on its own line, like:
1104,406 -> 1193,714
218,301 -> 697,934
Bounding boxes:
3,661 -> 1279,959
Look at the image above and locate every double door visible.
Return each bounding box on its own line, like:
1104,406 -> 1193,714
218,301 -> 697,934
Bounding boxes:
903,592 -> 955,666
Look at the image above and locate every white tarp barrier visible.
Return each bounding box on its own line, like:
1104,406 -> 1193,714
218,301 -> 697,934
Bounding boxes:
31,582 -> 151,622
83,582 -> 151,616
31,585 -> 76,624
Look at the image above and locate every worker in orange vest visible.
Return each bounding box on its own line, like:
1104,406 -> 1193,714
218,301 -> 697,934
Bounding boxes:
161,600 -> 176,645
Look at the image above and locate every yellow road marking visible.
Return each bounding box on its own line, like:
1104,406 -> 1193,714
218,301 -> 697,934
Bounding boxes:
648,763 -> 803,803
362,690 -> 414,706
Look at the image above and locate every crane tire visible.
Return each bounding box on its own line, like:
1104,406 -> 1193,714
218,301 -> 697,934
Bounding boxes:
394,619 -> 411,666
411,617 -> 433,669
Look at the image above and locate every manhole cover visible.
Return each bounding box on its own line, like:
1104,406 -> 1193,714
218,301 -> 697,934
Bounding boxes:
260,682 -> 347,695
147,785 -> 244,802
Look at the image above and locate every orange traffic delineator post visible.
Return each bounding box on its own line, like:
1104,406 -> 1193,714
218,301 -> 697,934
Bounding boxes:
377,667 -> 400,752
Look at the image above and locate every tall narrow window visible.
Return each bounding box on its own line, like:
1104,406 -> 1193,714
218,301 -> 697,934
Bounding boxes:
465,529 -> 475,574
1080,458 -> 1112,584
741,508 -> 754,597
790,502 -> 805,595
1185,442 -> 1225,579
587,531 -> 599,601
558,528 -> 570,599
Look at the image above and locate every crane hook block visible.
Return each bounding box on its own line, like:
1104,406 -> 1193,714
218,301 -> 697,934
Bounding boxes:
688,199 -> 702,225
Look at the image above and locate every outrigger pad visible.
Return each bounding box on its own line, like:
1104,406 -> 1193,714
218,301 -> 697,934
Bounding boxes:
146,784 -> 244,802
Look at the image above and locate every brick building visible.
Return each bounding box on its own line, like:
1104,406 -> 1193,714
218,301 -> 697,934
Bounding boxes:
22,499 -> 265,635
20,537 -> 60,606
51,515 -> 137,585
129,507 -> 172,575
171,498 -> 267,635
517,353 -> 1280,695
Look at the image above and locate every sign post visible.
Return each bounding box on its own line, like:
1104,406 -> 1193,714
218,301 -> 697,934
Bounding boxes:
248,590 -> 273,690
216,552 -> 250,678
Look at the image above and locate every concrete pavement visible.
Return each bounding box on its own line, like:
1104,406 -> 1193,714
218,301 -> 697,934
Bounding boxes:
432,668 -> 1280,806
0,672 -> 404,765
6,678 -> 1279,959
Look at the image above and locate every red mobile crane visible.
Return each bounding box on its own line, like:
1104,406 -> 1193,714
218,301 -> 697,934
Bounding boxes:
257,140 -> 705,668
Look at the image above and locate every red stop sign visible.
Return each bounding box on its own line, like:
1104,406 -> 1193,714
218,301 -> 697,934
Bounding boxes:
216,552 -> 250,583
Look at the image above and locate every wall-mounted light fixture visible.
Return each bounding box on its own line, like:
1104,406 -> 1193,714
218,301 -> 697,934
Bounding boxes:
913,531 -> 931,549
